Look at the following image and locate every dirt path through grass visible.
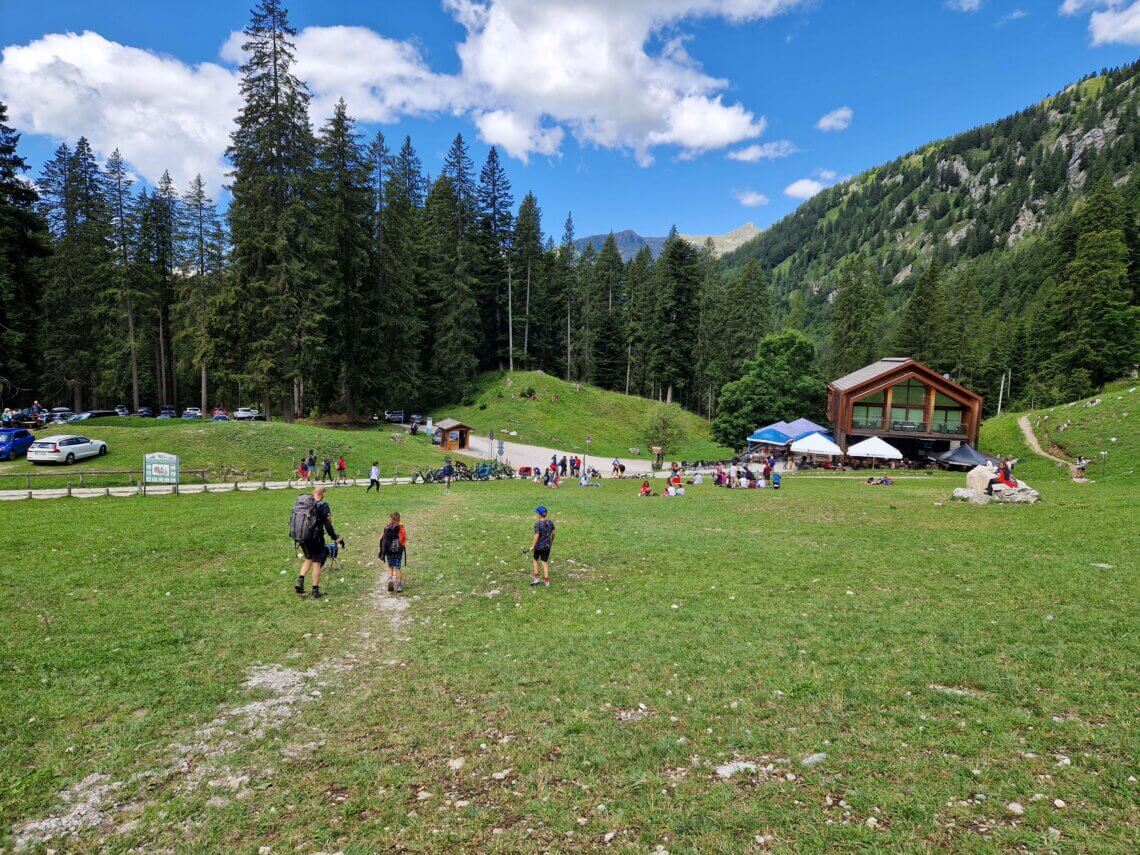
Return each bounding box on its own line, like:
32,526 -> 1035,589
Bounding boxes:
9,488 -> 455,850
1018,415 -> 1077,477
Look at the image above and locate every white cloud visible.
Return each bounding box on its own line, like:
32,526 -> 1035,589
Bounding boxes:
816,168 -> 837,180
445,0 -> 802,161
1089,1 -> 1140,43
1058,0 -> 1140,44
0,31 -> 239,193
784,177 -> 826,199
727,139 -> 798,161
945,0 -> 982,11
0,0 -> 807,185
732,188 -> 770,206
995,9 -> 1027,27
815,105 -> 853,132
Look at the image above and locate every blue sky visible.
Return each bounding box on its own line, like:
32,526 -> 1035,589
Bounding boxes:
2,0 -> 1138,240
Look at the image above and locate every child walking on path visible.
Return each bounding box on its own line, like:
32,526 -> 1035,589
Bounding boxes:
379,512 -> 408,593
528,505 -> 556,588
366,461 -> 381,493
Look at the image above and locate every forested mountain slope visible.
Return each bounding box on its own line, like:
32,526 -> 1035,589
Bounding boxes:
724,62 -> 1140,332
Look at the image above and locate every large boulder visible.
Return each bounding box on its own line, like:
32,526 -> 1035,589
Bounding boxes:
991,482 -> 1039,503
966,464 -> 996,495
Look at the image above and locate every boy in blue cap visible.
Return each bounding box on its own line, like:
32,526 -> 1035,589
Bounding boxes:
528,505 -> 555,587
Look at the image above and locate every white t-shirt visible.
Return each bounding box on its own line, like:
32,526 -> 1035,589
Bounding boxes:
369,465 -> 380,480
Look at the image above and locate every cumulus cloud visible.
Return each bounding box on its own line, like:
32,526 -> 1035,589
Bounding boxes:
0,0 -> 806,186
0,31 -> 239,193
815,105 -> 853,132
784,177 -> 826,199
1059,0 -> 1140,44
727,139 -> 798,161
732,188 -> 769,206
945,0 -> 982,11
446,0 -> 798,162
1088,1 -> 1140,43
817,168 -> 837,180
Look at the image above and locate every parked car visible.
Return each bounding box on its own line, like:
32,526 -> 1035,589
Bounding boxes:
159,405 -> 177,418
156,412 -> 174,420
409,413 -> 424,425
182,407 -> 202,419
27,434 -> 108,465
211,407 -> 229,417
234,407 -> 258,421
136,406 -> 154,417
0,428 -> 35,460
46,407 -> 74,424
212,414 -> 230,422
69,409 -> 117,422
383,410 -> 405,423
115,405 -> 130,417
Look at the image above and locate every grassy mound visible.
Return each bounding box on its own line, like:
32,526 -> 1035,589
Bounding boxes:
435,371 -> 732,460
0,418 -> 447,488
981,380 -> 1138,484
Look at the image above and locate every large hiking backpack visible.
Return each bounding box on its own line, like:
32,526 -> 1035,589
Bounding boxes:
290,494 -> 321,542
382,523 -> 403,556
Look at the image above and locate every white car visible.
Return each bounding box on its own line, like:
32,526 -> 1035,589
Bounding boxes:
234,407 -> 259,420
27,434 -> 108,465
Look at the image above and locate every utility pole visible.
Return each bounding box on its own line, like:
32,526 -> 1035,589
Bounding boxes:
996,371 -> 1006,415
507,259 -> 514,372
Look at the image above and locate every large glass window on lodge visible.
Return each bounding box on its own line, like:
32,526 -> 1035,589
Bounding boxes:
889,378 -> 927,427
932,392 -> 965,434
852,389 -> 885,428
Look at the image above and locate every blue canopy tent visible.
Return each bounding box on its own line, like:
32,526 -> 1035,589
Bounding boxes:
746,426 -> 793,451
783,418 -> 829,440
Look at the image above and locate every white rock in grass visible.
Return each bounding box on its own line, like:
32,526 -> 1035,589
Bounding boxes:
604,832 -> 615,843
1055,755 -> 1071,767
801,752 -> 827,767
491,769 -> 512,780
447,757 -> 465,771
715,761 -> 757,778
1053,798 -> 1066,808
865,816 -> 878,828
1006,802 -> 1024,816
417,789 -> 432,801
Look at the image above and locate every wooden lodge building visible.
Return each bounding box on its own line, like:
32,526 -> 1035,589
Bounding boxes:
827,357 -> 983,458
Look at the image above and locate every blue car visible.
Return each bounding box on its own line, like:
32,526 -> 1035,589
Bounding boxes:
0,427 -> 35,461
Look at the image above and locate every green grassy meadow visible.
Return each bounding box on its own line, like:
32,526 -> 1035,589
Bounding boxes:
0,418 -> 448,489
436,371 -> 733,460
3,471 -> 1137,851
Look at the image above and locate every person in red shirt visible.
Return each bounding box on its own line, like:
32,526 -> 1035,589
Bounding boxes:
379,512 -> 408,593
336,455 -> 347,485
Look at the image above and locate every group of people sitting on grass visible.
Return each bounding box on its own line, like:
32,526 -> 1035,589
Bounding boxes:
296,449 -> 349,485
712,462 -> 781,490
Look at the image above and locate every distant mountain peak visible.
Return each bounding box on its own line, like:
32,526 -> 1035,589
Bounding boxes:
574,223 -> 761,262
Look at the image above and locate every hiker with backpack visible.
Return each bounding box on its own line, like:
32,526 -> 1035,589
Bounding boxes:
378,512 -> 408,593
527,505 -> 556,588
321,454 -> 333,482
336,455 -> 348,485
291,485 -> 344,599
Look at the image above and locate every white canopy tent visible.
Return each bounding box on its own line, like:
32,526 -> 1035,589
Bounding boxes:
846,436 -> 903,460
790,432 -> 844,456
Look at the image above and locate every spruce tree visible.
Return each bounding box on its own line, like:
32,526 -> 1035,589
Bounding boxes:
313,99 -> 374,421
0,101 -> 49,402
624,246 -> 655,395
227,0 -> 319,420
892,259 -> 948,368
724,259 -> 770,370
592,234 -> 627,390
37,138 -> 114,409
475,146 -> 514,369
103,149 -> 143,411
374,135 -> 423,409
175,174 -> 227,414
828,254 -> 882,376
650,229 -> 702,404
512,192 -> 543,365
943,270 -> 985,387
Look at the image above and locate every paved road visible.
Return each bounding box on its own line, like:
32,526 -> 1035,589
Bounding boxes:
463,434 -> 660,476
